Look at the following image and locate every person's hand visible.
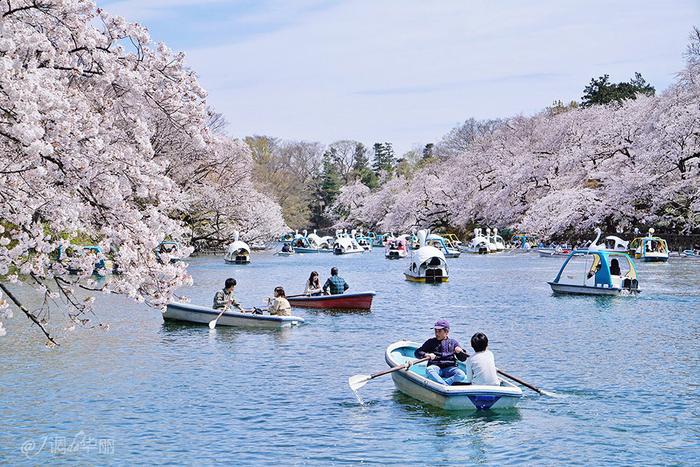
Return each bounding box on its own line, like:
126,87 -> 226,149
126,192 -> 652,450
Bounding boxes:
426,353 -> 436,360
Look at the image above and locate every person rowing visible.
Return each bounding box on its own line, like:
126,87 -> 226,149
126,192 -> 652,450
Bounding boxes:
414,319 -> 468,386
212,278 -> 253,313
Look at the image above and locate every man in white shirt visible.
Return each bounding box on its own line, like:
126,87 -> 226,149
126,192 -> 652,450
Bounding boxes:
464,332 -> 500,386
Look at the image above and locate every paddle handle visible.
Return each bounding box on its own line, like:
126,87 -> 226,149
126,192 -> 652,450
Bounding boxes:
496,369 -> 544,395
370,356 -> 430,379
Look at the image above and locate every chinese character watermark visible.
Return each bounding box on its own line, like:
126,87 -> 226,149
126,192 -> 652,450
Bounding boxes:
20,431 -> 115,458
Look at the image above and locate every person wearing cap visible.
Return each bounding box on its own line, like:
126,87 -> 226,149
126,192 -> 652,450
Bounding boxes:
414,319 -> 468,385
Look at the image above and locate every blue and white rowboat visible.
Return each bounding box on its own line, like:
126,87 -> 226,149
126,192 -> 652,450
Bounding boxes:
385,341 -> 522,410
163,303 -> 304,329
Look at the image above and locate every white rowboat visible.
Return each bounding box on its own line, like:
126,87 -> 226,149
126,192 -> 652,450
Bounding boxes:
163,303 -> 304,329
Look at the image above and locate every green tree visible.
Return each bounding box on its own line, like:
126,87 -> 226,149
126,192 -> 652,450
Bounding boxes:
352,142 -> 378,188
320,149 -> 342,206
422,143 -> 435,160
581,72 -> 655,107
372,142 -> 395,176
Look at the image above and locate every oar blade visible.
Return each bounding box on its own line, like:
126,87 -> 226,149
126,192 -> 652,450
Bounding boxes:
348,374 -> 371,391
208,319 -> 217,329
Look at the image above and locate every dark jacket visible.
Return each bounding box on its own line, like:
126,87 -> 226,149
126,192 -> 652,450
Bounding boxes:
415,337 -> 465,369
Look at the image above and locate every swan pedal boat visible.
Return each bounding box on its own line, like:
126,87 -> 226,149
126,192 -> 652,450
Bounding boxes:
287,291 -> 375,310
163,303 -> 304,328
385,341 -> 523,410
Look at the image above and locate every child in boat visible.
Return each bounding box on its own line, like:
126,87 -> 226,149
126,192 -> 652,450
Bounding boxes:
414,320 -> 468,386
304,271 -> 323,296
464,332 -> 500,386
268,286 -> 291,316
213,278 -> 241,311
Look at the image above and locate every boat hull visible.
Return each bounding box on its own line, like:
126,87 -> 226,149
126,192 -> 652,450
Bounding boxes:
287,291 -> 375,310
640,256 -> 669,262
404,273 -> 448,283
163,303 -> 304,328
293,247 -> 319,253
386,341 -> 522,410
333,248 -> 364,255
548,282 -> 625,296
224,257 -> 250,264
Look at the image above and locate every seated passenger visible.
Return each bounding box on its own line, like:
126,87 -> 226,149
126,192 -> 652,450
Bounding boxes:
464,332 -> 500,386
322,267 -> 349,295
268,286 -> 291,316
414,320 -> 467,386
609,258 -> 621,276
304,271 -> 323,296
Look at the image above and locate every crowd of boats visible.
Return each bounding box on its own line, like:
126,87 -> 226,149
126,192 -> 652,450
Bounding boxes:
53,224 -> 695,411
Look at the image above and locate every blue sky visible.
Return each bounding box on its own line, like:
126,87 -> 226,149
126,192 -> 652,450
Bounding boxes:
100,0 -> 700,155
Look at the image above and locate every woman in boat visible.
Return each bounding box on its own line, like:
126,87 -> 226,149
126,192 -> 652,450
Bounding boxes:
304,271 -> 323,296
268,286 -> 292,316
464,333 -> 499,386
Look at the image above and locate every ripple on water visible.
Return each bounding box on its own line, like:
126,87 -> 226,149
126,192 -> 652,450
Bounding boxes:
0,251 -> 698,464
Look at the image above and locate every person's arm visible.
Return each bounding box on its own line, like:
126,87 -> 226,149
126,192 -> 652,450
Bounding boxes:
464,361 -> 473,383
269,298 -> 280,315
414,340 -> 436,360
323,278 -> 331,293
455,345 -> 468,362
213,291 -> 226,309
343,279 -> 349,292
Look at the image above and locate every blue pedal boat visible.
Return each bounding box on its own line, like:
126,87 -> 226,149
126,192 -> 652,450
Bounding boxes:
385,341 -> 522,410
548,249 -> 640,295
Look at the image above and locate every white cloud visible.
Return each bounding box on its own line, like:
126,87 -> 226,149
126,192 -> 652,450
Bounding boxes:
106,0 -> 700,154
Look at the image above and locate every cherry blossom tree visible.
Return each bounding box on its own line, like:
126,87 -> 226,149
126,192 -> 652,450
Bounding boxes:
0,1 -> 286,343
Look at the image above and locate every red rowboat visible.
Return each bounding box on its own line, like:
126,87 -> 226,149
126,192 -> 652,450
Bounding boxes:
287,291 -> 376,310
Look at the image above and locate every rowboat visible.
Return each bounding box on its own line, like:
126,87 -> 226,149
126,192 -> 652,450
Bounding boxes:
163,303 -> 304,328
287,291 -> 375,310
385,341 -> 523,410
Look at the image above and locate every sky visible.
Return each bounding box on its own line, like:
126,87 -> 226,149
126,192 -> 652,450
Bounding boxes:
99,0 -> 700,155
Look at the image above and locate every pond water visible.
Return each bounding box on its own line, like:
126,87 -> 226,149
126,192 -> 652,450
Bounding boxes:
1,250 -> 698,464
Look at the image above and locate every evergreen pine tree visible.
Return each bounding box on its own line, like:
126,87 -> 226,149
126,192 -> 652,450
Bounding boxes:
320,149 -> 342,206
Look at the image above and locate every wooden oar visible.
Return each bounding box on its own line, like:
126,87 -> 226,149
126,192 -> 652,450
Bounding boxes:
208,308 -> 227,329
348,357 -> 430,391
286,293 -> 308,299
209,305 -> 253,328
496,368 -> 553,396
459,350 -> 554,396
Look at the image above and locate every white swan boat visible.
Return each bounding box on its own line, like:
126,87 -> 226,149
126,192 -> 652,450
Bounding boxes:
404,230 -> 449,283
163,303 -> 304,328
224,231 -> 251,264
333,230 -> 364,255
462,228 -> 492,254
385,341 -> 523,410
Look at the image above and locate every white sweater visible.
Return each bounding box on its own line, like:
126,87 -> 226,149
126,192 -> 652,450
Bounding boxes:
465,350 -> 499,386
